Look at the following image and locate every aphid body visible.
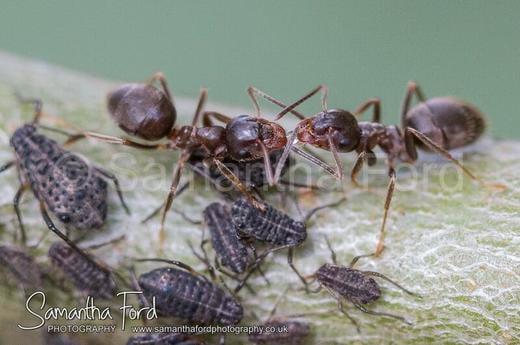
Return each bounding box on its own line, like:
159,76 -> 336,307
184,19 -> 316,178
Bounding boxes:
138,267 -> 243,325
203,202 -> 248,274
315,263 -> 380,305
0,244 -> 42,288
231,198 -> 306,246
126,332 -> 204,345
249,319 -> 310,345
48,242 -> 117,299
10,124 -> 107,229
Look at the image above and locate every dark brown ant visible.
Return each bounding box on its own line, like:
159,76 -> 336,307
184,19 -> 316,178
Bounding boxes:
71,74 -> 333,245
260,82 -> 499,256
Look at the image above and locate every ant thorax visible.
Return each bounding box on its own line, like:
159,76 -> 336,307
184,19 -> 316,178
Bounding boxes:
359,123 -> 413,164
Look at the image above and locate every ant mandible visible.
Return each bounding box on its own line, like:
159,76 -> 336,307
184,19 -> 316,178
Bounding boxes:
261,81 -> 493,256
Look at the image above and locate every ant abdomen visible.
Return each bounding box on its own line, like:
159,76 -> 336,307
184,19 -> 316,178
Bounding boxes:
107,83 -> 176,140
407,97 -> 486,150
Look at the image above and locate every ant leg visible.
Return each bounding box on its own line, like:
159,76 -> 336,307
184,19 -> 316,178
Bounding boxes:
0,161 -> 15,175
324,286 -> 360,333
288,248 -> 309,291
147,72 -> 174,104
406,127 -> 480,182
13,93 -> 43,124
351,151 -> 366,187
201,111 -> 232,127
159,150 -> 191,246
278,179 -> 322,191
273,129 -> 298,184
247,86 -> 306,119
362,271 -> 419,297
141,182 -> 190,224
212,158 -> 265,210
39,201 -> 107,272
324,235 -> 337,265
257,140 -> 275,186
327,130 -> 344,180
353,303 -> 412,325
375,167 -> 396,257
400,81 -> 427,128
63,131 -> 165,150
190,88 -> 208,126
93,167 -> 131,215
353,98 -> 381,123
303,197 -> 346,223
13,184 -> 29,245
274,84 -> 327,121
349,253 -> 375,268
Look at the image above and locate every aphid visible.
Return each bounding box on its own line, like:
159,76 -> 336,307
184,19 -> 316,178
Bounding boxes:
135,258 -> 243,325
231,197 -> 345,289
0,244 -> 42,291
43,330 -> 79,345
264,82 -> 493,255
249,319 -> 310,345
1,97 -> 130,264
249,288 -> 310,345
203,202 -> 249,274
127,332 -> 204,345
74,76 -> 332,244
48,241 -> 117,299
299,237 -> 418,332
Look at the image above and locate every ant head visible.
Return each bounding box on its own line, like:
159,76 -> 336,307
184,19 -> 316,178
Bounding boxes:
298,109 -> 360,152
107,83 -> 176,141
225,115 -> 287,160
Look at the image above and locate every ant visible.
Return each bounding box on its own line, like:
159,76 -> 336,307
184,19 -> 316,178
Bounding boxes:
70,73 -> 333,245
256,82 -> 498,256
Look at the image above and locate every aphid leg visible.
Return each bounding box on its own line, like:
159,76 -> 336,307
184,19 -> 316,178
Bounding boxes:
274,84 -> 326,121
201,111 -> 232,127
278,179 -> 322,191
93,167 -> 131,215
248,243 -> 270,285
288,247 -> 310,291
39,202 -> 107,272
327,129 -> 344,181
324,236 -> 337,265
190,88 -> 208,126
212,257 -> 256,295
363,271 -> 419,297
187,239 -> 217,281
0,160 -> 15,174
13,184 -> 29,245
159,150 -> 191,246
266,286 -> 291,319
141,182 -> 190,224
349,253 -> 375,268
127,266 -> 151,324
13,93 -> 43,124
247,86 -> 306,119
212,158 -> 265,210
324,286 -> 360,333
353,98 -> 381,123
303,197 -> 346,223
134,257 -> 210,282
353,303 -> 412,325
375,167 -> 396,257
147,72 -> 174,104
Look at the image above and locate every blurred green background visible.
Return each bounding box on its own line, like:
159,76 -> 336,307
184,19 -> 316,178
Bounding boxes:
1,0 -> 519,138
